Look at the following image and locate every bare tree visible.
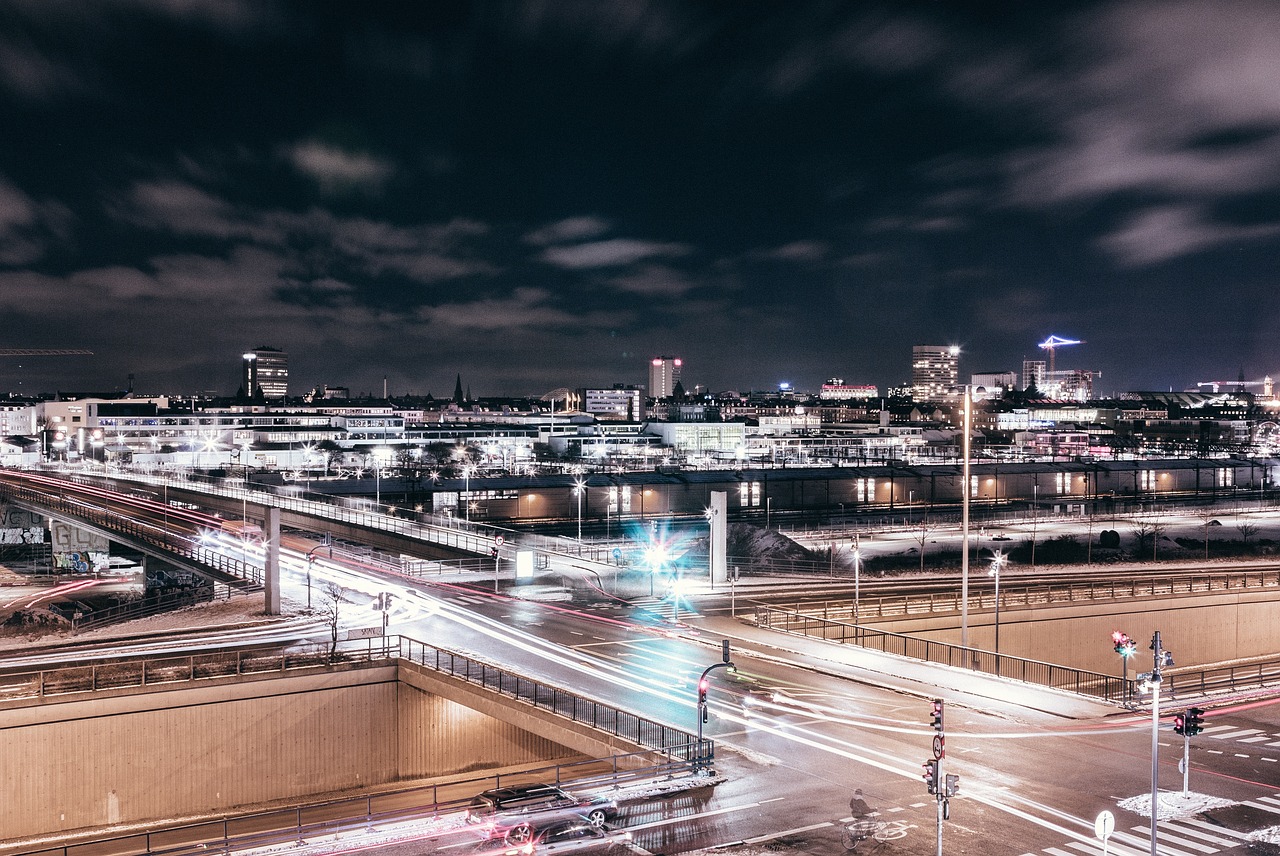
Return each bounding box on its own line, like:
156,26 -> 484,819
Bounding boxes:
1236,518 -> 1260,545
316,581 -> 347,659
1193,508 -> 1218,560
912,520 -> 937,573
1131,521 -> 1155,558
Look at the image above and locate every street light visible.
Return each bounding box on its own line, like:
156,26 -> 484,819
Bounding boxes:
988,550 -> 1007,653
852,536 -> 862,638
1137,632 -> 1174,856
573,479 -> 586,543
462,465 -> 474,521
1031,482 -> 1039,569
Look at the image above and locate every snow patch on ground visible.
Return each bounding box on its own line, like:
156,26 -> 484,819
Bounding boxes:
509,585 -> 575,603
1251,825 -> 1280,845
1117,790 -> 1235,820
720,744 -> 782,767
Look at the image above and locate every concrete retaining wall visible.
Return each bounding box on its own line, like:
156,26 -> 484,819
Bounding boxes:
868,589 -> 1280,673
0,664 -> 589,842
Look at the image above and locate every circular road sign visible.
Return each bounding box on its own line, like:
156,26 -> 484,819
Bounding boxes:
495,535 -> 505,546
1094,810 -> 1115,841
932,735 -> 944,760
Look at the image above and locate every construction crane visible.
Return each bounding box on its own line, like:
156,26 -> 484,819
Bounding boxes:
1037,335 -> 1082,375
0,349 -> 93,356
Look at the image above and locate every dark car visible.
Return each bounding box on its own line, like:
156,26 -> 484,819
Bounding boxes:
467,784 -> 618,841
498,820 -> 631,856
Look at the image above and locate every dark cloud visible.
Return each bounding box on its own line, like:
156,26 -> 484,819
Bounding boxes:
0,1 -> 1277,397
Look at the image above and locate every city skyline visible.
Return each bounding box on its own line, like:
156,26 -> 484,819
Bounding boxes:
2,2 -> 1279,397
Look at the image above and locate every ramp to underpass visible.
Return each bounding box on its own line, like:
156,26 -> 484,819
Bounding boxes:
0,637 -> 702,847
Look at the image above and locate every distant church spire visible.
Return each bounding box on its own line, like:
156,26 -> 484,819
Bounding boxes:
453,374 -> 465,405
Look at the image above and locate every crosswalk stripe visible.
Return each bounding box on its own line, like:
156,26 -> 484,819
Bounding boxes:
1161,821 -> 1245,847
1127,826 -> 1217,853
1045,848 -> 1078,856
1209,729 -> 1263,740
1108,828 -> 1203,856
1066,836 -> 1147,856
1177,818 -> 1253,842
1237,736 -> 1270,743
1198,725 -> 1237,735
1242,800 -> 1280,816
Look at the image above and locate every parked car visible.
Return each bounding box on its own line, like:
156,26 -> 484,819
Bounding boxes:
467,784 -> 618,842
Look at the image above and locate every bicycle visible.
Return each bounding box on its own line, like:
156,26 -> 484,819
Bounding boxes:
841,817 -> 888,851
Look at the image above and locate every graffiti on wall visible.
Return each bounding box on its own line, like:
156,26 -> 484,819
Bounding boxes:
51,521 -> 109,574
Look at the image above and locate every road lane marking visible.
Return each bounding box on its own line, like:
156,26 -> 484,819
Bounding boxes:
741,821 -> 833,844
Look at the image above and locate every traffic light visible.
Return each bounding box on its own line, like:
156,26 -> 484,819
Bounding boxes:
1172,713 -> 1185,735
1187,707 -> 1205,736
1112,631 -> 1136,657
944,773 -> 959,798
698,677 -> 709,706
922,759 -> 938,795
930,699 -> 944,733
490,546 -> 499,558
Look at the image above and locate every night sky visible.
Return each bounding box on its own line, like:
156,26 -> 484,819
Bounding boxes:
1,1 -> 1278,399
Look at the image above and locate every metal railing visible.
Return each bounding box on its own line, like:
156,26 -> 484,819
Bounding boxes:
393,636 -> 709,763
753,604 -> 1130,703
772,565 -> 1280,622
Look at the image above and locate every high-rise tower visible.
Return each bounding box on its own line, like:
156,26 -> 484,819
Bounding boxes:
648,356 -> 682,399
911,345 -> 959,402
242,347 -> 288,400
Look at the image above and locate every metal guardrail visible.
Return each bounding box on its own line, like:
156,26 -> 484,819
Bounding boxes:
0,481 -> 262,586
776,565 -> 1280,622
753,604 -> 1131,704
394,636 -> 709,763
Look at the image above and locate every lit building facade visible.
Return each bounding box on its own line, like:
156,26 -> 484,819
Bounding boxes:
648,356 -> 682,399
1022,360 -> 1046,393
819,379 -> 879,400
582,387 -> 643,421
911,345 -> 959,402
243,347 -> 288,400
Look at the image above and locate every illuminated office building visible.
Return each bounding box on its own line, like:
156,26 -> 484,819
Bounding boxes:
242,347 -> 288,400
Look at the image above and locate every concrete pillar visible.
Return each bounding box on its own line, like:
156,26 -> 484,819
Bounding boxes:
710,490 -> 727,586
264,506 -> 281,615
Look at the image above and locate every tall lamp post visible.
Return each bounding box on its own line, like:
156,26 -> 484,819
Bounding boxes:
462,465 -> 473,521
1138,632 -> 1174,856
988,550 -> 1006,653
573,479 -> 585,543
852,536 -> 862,640
1030,482 -> 1039,569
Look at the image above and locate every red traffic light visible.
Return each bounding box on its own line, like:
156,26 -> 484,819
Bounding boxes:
1172,714 -> 1185,735
922,759 -> 938,794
